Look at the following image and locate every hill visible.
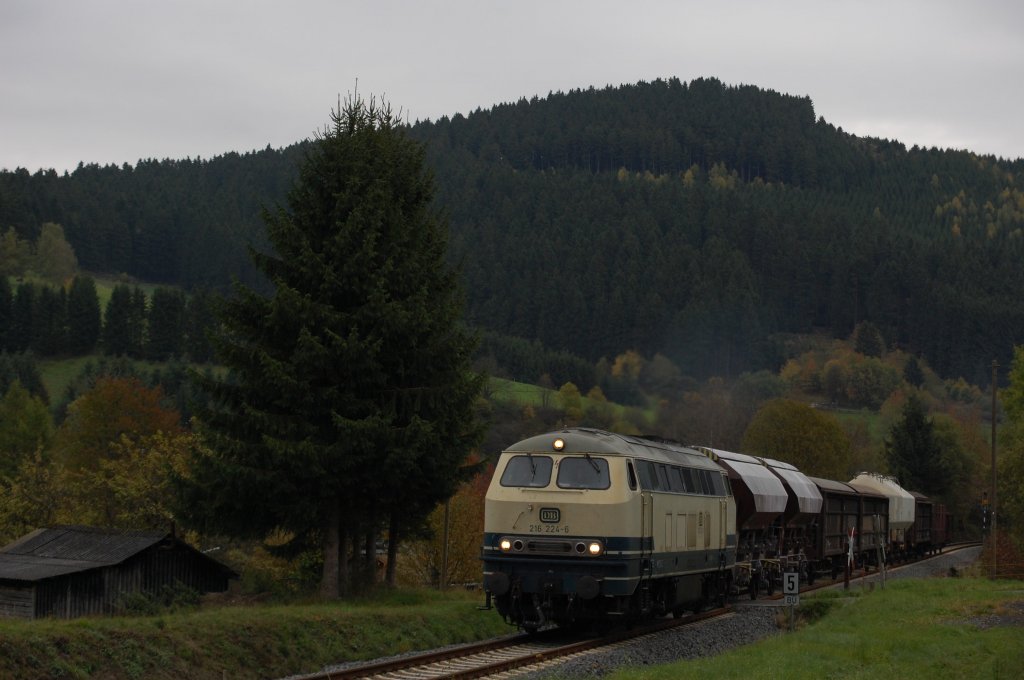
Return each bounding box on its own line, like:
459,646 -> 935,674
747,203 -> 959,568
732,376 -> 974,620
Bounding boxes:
2,77 -> 1023,383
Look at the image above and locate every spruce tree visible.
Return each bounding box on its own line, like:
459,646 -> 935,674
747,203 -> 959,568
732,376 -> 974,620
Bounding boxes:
181,96 -> 482,597
147,287 -> 185,360
0,276 -> 11,351
102,284 -> 132,356
66,275 -> 101,355
884,392 -> 948,496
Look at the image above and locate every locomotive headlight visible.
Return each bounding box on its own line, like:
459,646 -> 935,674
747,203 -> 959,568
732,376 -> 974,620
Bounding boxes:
499,538 -> 512,552
553,438 -> 565,451
587,541 -> 603,556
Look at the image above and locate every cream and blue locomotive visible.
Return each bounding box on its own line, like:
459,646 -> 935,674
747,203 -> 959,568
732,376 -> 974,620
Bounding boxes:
482,428 -> 736,630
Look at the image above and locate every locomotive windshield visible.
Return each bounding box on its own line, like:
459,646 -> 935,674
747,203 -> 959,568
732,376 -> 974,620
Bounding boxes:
500,455 -> 553,487
557,456 -> 611,489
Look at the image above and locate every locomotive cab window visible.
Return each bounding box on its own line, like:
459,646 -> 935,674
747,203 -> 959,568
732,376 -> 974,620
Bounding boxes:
557,456 -> 611,490
500,455 -> 553,487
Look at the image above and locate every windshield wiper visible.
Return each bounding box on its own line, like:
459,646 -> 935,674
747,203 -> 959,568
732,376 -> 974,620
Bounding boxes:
584,453 -> 600,474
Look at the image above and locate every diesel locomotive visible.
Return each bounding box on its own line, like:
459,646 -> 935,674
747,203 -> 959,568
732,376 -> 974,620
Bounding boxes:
481,429 -> 736,630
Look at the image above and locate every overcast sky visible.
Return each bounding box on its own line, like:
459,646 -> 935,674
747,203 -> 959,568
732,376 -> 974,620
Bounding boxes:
3,0 -> 1022,174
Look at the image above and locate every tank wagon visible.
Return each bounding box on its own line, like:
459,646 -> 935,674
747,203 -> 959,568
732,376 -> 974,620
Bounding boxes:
482,428 -> 736,631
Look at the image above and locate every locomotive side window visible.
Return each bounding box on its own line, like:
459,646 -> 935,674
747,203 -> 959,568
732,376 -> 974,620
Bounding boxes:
712,472 -> 729,496
698,470 -> 713,495
627,461 -> 638,490
667,467 -> 685,493
636,460 -> 659,490
557,456 -> 611,489
500,455 -> 553,487
656,465 -> 671,491
680,467 -> 697,493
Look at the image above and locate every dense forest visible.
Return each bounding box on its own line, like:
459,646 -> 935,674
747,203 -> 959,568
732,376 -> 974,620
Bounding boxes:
2,77 -> 1023,385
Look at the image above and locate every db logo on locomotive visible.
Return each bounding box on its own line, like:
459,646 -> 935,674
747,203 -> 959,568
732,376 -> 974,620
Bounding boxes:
539,507 -> 560,523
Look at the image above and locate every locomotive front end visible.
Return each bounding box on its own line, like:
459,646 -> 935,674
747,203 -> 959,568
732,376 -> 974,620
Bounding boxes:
482,431 -> 639,631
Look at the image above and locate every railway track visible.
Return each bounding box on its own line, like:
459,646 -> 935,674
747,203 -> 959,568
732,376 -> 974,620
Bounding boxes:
288,543 -> 982,680
287,606 -> 731,679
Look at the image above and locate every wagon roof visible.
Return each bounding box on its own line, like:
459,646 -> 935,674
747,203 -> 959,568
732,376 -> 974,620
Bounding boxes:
807,475 -> 858,494
693,446 -> 788,513
848,473 -> 916,528
759,457 -> 822,514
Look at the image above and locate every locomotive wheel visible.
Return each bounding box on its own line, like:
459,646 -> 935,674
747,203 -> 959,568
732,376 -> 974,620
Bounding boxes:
766,572 -> 775,596
749,576 -> 759,600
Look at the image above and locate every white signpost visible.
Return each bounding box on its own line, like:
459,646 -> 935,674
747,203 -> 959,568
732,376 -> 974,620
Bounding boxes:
783,571 -> 799,605
783,571 -> 799,632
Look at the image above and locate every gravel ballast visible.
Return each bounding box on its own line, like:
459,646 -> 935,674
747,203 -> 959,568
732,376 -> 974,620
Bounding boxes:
516,545 -> 984,679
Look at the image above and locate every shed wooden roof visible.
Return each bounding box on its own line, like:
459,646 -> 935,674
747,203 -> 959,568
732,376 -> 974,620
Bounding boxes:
0,525 -> 235,583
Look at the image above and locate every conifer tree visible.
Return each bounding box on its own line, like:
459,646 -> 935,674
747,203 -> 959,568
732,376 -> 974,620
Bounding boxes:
884,392 -> 948,496
65,275 -> 101,355
0,277 -> 11,351
147,287 -> 185,360
183,289 -> 217,363
181,95 -> 482,598
102,284 -> 132,356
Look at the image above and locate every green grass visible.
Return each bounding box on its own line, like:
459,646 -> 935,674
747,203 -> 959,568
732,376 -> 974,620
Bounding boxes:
37,355 -> 172,406
0,588 -> 510,680
606,577 -> 1024,680
486,377 -> 655,427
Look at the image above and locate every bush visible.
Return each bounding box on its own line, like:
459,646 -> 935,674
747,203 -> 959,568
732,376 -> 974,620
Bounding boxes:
115,582 -> 200,616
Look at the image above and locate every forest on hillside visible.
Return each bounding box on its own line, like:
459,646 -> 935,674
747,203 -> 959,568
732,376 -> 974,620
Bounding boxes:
2,77 -> 1024,385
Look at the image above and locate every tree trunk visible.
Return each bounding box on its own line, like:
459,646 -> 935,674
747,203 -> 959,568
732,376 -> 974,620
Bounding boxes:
319,498 -> 340,599
386,511 -> 400,587
365,526 -> 376,584
339,523 -> 351,598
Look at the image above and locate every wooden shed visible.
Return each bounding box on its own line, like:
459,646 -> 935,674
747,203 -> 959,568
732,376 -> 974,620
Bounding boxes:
0,525 -> 237,620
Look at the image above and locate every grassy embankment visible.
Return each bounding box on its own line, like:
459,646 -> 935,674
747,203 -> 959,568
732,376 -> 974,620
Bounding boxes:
2,573 -> 1019,679
0,588 -> 509,680
608,575 -> 1024,680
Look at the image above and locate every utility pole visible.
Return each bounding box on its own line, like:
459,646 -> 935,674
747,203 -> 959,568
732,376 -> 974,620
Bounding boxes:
991,359 -> 998,579
440,497 -> 451,590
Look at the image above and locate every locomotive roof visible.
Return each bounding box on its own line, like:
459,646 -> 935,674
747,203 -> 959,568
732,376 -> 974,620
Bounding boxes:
504,428 -> 721,470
